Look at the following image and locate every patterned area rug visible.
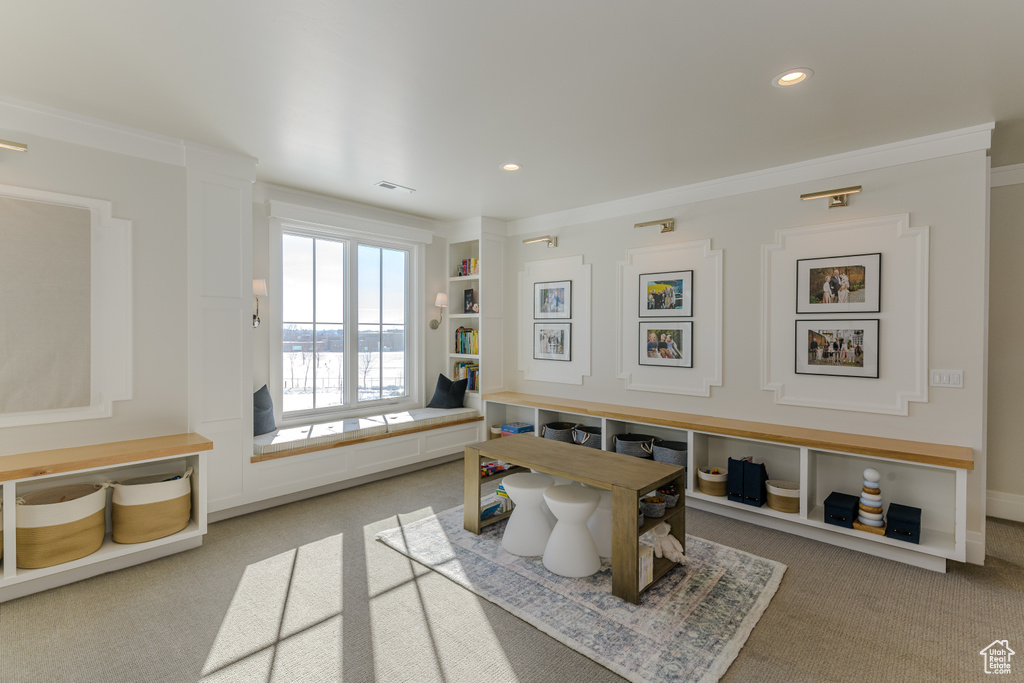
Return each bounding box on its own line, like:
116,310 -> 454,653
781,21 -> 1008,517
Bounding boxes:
377,506 -> 786,683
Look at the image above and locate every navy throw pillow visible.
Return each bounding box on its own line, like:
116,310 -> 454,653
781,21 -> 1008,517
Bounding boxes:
253,385 -> 277,436
426,373 -> 468,409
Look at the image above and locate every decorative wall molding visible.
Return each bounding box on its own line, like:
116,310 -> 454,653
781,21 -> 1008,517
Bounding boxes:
0,184 -> 132,428
615,239 -> 722,396
990,162 -> 1024,188
761,214 -> 929,415
518,255 -> 591,385
506,123 -> 993,235
0,95 -> 257,169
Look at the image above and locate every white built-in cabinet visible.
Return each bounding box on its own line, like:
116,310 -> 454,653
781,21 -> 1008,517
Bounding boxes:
484,392 -> 971,572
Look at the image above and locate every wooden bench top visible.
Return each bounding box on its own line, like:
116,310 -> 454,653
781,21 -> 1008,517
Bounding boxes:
483,392 -> 974,470
0,433 -> 214,481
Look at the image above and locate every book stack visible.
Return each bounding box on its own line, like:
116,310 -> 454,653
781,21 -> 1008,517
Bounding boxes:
638,543 -> 654,591
457,258 -> 480,277
500,422 -> 534,437
454,327 -> 479,354
453,361 -> 479,391
480,492 -> 512,521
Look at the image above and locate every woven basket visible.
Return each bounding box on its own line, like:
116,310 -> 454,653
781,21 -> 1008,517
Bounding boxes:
542,422 -> 577,443
697,469 -> 727,497
766,480 -> 800,514
572,425 -> 602,449
111,468 -> 192,544
652,439 -> 688,467
613,434 -> 655,459
16,483 -> 109,569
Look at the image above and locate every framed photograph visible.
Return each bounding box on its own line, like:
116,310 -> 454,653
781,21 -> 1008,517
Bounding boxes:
639,270 -> 692,317
534,323 -> 571,361
639,322 -> 692,368
796,253 -> 881,314
534,280 -> 571,319
795,319 -> 879,378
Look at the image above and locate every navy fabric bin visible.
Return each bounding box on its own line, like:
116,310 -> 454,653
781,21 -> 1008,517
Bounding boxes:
742,461 -> 768,507
823,492 -> 859,529
885,503 -> 922,544
727,458 -> 744,503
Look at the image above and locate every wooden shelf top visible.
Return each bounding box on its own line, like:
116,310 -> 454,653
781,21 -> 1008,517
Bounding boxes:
0,433 -> 213,481
483,392 -> 974,470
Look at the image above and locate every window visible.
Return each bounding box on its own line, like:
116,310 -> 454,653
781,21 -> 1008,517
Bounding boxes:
280,231 -> 410,417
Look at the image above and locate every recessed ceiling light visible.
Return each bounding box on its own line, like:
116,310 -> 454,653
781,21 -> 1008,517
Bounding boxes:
501,163 -> 521,171
772,68 -> 813,87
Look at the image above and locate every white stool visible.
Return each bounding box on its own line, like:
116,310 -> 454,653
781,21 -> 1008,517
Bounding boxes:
584,486 -> 613,558
501,473 -> 555,556
531,469 -> 574,527
542,485 -> 601,577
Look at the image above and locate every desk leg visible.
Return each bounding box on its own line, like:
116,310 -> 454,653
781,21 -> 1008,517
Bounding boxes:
464,446 -> 482,534
668,472 -> 686,556
611,485 -> 640,604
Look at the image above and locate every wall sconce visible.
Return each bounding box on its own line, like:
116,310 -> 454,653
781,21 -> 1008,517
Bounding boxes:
634,218 -> 675,233
429,292 -> 448,330
0,139 -> 28,152
522,235 -> 557,248
800,185 -> 862,208
253,279 -> 268,328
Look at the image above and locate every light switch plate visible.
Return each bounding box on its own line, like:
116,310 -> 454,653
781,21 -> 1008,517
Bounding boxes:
930,369 -> 963,388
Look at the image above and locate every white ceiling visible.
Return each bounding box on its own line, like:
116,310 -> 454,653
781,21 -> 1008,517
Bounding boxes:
3,1 -> 1023,223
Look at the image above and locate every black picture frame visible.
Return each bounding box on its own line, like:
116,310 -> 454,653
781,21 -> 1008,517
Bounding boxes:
534,322 -> 572,361
795,319 -> 879,378
639,270 -> 693,318
534,280 -> 571,319
796,253 -> 881,314
638,321 -> 693,368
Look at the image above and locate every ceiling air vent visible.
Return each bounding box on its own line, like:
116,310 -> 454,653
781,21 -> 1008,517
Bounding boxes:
374,180 -> 415,194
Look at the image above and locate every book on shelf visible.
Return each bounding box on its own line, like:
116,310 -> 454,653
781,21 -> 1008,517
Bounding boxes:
463,288 -> 478,314
456,258 -> 480,277
453,360 -> 479,391
454,326 -> 479,355
500,422 -> 534,436
480,492 -> 511,520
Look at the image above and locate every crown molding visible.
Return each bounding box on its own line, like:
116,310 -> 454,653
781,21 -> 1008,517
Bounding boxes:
506,123 -> 994,235
991,162 -> 1024,188
0,95 -> 256,169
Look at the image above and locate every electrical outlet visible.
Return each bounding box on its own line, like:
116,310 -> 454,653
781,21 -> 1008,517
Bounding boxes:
929,369 -> 964,388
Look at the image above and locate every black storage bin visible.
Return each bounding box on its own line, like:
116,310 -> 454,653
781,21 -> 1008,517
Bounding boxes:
884,503 -> 922,544
742,461 -> 769,507
542,422 -> 576,443
652,440 -> 687,467
572,425 -> 602,449
823,492 -> 859,529
727,458 -> 745,503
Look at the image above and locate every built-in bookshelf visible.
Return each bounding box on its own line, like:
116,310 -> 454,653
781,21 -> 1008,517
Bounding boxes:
448,240 -> 481,398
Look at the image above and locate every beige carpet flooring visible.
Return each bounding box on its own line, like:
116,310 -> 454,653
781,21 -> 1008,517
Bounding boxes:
1,459 -> 1021,683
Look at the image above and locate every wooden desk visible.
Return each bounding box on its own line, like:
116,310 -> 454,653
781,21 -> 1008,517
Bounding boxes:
464,435 -> 685,604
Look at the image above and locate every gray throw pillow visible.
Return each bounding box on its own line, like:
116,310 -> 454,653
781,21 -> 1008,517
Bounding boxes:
426,374 -> 468,409
253,385 -> 277,436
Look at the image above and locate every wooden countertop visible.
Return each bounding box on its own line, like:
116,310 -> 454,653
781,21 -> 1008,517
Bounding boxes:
0,433 -> 214,481
483,392 -> 974,470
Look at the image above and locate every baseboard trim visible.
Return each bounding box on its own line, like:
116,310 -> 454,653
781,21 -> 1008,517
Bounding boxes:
208,451 -> 462,523
987,489 -> 1024,523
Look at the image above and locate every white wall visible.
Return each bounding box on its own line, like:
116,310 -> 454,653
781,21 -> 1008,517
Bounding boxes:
503,150 -> 990,560
0,128 -> 189,455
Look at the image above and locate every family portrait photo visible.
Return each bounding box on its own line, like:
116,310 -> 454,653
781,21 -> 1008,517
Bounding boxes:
639,322 -> 692,368
534,323 -> 571,361
534,280 -> 571,319
796,253 -> 880,314
639,270 -> 693,317
795,319 -> 879,378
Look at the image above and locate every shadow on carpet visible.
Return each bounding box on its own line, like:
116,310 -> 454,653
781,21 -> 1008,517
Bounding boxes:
377,505 -> 786,683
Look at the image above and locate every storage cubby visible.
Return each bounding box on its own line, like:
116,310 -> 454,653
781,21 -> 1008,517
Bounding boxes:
806,449 -> 957,555
484,402 -> 536,435
697,435 -> 800,485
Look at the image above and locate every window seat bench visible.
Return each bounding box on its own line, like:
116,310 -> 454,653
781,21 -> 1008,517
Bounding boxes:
252,407 -> 482,463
